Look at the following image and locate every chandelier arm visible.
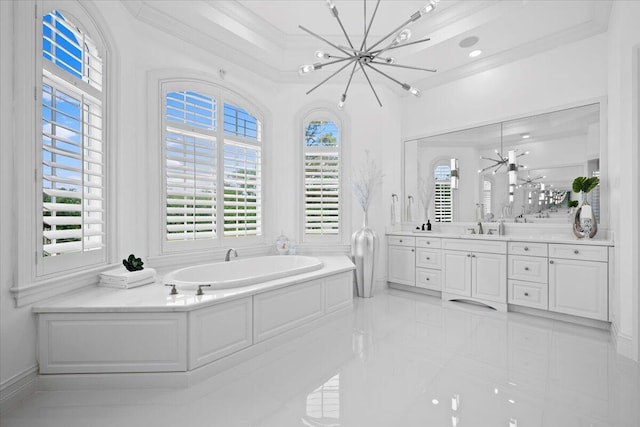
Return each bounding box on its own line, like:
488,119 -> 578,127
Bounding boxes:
361,0 -> 381,51
358,63 -> 383,107
371,37 -> 432,55
305,57 -> 359,95
333,9 -> 356,49
321,56 -> 360,67
365,63 -> 406,88
370,61 -> 436,73
298,25 -> 354,57
366,17 -> 413,52
343,61 -> 359,97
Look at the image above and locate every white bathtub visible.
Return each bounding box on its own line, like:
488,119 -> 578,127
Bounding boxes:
163,255 -> 324,290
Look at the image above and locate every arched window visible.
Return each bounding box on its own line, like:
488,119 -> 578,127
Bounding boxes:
434,164 -> 453,222
39,10 -> 105,274
303,118 -> 341,238
162,84 -> 262,250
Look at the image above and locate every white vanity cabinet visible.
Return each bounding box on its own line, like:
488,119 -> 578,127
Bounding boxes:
415,237 -> 442,291
508,242 -> 549,310
442,239 -> 507,309
387,235 -> 416,286
548,244 -> 609,321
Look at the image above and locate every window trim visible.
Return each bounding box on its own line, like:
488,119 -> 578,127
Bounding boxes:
297,104 -> 350,246
150,75 -> 269,258
10,0 -> 118,307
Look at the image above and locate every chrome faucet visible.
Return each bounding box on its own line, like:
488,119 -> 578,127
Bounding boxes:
477,222 -> 484,235
224,248 -> 238,262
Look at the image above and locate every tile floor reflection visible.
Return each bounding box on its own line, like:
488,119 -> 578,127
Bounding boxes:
2,289 -> 639,427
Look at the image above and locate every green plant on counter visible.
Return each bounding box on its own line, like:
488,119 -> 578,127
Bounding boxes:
572,176 -> 600,194
122,254 -> 144,272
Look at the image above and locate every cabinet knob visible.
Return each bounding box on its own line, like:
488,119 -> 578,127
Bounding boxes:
471,254 -> 476,258
524,267 -> 530,271
427,241 -> 431,245
524,292 -> 529,297
524,247 -> 529,251
411,249 -> 415,252
467,254 -> 471,257
399,239 -> 403,243
426,257 -> 430,260
426,278 -> 430,281
549,260 -> 554,264
574,249 -> 579,254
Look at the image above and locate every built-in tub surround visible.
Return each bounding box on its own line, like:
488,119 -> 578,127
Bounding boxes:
33,256 -> 355,378
164,255 -> 324,290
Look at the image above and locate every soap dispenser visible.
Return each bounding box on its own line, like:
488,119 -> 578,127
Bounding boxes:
426,220 -> 432,231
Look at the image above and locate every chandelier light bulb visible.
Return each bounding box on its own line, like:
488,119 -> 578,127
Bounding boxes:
299,64 -> 314,75
325,0 -> 335,9
409,86 -> 421,97
315,50 -> 329,59
419,0 -> 438,17
338,93 -> 346,110
396,29 -> 412,44
385,57 -> 396,64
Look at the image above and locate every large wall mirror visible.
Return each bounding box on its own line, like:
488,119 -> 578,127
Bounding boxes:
403,102 -> 605,225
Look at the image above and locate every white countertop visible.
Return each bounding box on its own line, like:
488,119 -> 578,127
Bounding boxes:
33,256 -> 355,314
387,230 -> 614,246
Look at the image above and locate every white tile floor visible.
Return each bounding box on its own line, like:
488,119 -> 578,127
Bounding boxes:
2,289 -> 639,427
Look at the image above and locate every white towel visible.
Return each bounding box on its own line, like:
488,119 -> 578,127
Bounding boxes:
100,267 -> 156,282
99,276 -> 156,289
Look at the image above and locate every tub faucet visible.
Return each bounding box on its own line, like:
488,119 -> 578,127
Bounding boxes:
224,248 -> 238,262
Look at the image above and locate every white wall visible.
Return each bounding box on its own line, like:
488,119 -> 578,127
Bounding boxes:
0,0 -> 403,396
607,1 -> 640,361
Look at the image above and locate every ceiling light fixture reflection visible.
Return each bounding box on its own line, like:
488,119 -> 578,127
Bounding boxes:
478,123 -> 529,174
298,0 -> 440,108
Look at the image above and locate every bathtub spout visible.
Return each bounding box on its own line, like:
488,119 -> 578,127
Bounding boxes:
224,248 -> 238,262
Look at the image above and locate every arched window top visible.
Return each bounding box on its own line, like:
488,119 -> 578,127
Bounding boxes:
434,164 -> 451,181
304,120 -> 339,148
42,10 -> 103,92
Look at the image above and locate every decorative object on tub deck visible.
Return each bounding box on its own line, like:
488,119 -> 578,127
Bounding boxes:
572,176 -> 600,238
122,253 -> 144,271
351,150 -> 383,298
275,234 -> 291,255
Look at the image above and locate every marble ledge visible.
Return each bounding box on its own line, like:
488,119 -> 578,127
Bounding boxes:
386,230 -> 614,246
32,256 -> 355,314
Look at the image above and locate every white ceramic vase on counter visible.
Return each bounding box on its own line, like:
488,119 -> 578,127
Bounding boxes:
352,211 -> 378,298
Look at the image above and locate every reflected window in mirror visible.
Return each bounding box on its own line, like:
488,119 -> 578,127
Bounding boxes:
482,178 -> 493,218
434,163 -> 453,222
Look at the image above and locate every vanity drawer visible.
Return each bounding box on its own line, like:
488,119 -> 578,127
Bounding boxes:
416,248 -> 441,269
508,241 -> 548,257
548,244 -> 608,262
441,238 -> 507,255
508,255 -> 548,283
387,235 -> 415,247
508,280 -> 548,310
416,268 -> 441,291
416,237 -> 442,248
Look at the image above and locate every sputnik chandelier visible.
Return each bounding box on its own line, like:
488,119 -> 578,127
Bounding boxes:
477,124 -> 529,175
298,0 -> 440,108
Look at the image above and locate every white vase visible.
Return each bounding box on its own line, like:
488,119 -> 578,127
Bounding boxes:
351,211 -> 378,298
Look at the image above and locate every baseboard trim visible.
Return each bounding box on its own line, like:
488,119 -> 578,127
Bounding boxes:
611,321 -> 636,361
0,366 -> 38,415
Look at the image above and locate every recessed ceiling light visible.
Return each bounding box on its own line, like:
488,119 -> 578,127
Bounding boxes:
459,36 -> 479,48
469,49 -> 482,58
521,133 -> 530,139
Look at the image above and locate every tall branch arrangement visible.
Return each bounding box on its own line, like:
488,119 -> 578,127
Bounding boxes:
352,151 -> 384,213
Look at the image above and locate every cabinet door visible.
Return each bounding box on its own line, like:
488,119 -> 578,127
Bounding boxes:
442,250 -> 471,296
388,245 -> 415,286
473,252 -> 507,303
549,258 -> 608,320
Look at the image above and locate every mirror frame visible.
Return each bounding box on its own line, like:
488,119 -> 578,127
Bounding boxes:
401,97 -> 609,228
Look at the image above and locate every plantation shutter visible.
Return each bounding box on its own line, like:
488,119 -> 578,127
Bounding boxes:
304,151 -> 340,234
223,103 -> 262,237
303,120 -> 340,236
434,165 -> 453,223
165,91 -> 217,241
41,11 -> 104,260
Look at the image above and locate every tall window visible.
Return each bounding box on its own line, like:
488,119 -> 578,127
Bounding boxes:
40,10 -> 105,272
434,164 -> 453,222
483,178 -> 492,216
163,88 -> 261,247
303,119 -> 340,237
